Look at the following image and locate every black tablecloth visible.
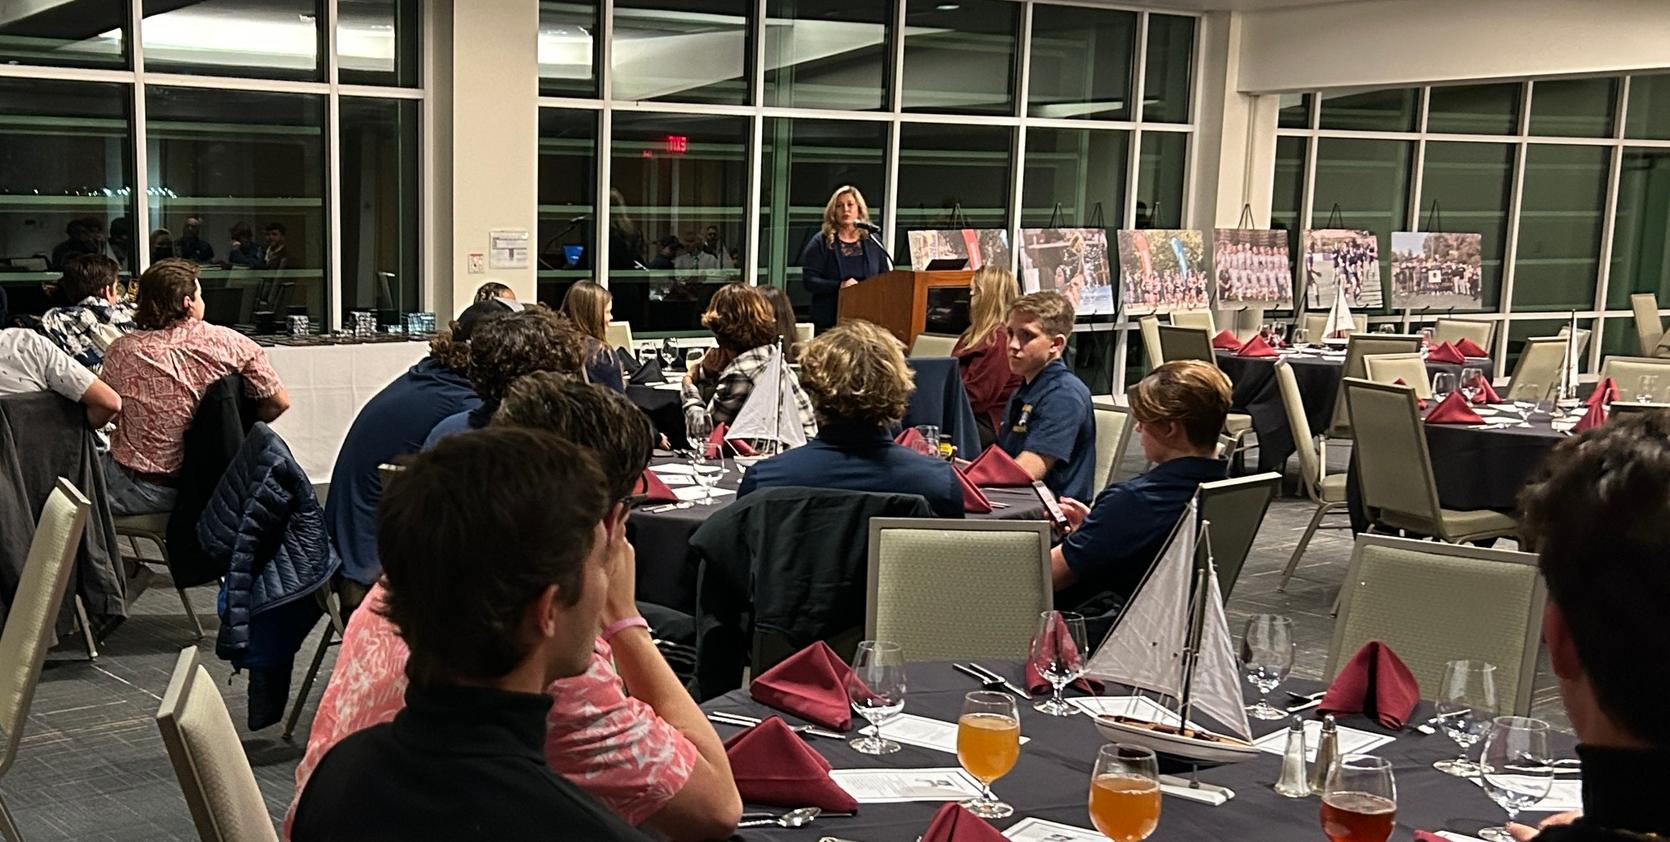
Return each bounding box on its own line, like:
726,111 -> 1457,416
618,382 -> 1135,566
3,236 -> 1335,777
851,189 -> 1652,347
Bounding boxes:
631,458 -> 1049,614
712,662 -> 1577,841
902,357 -> 982,460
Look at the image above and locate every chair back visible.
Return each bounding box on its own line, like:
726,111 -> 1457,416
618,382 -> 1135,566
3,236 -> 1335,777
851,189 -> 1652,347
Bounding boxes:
1342,377 -> 1444,534
794,322 -> 814,345
1304,312 -> 1368,339
1196,472 -> 1279,599
1139,316 -> 1163,371
866,519 -> 1052,661
1505,336 -> 1570,401
1631,293 -> 1663,355
1329,535 -> 1545,715
908,332 -> 959,358
1599,356 -> 1670,400
1328,334 -> 1422,437
1156,324 -> 1214,364
1363,353 -> 1434,399
605,320 -> 633,352
0,478 -> 89,777
1232,307 -> 1266,341
1170,309 -> 1215,333
1432,319 -> 1494,349
1091,397 -> 1134,490
156,647 -> 282,842
1609,401 -> 1670,421
1274,359 -> 1325,500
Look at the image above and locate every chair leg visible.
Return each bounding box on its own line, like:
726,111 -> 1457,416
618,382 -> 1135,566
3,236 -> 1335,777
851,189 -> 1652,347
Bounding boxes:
73,596 -> 98,661
0,789 -> 23,842
176,587 -> 204,641
283,628 -> 336,742
1279,502 -> 1331,592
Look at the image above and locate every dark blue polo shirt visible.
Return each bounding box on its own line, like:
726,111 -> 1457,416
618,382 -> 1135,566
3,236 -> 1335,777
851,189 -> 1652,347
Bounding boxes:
998,359 -> 1096,501
737,422 -> 964,518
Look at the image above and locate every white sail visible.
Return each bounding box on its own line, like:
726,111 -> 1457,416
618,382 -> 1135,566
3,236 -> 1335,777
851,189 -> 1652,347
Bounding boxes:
727,346 -> 808,448
1189,563 -> 1254,743
1083,505 -> 1194,699
1323,289 -> 1354,338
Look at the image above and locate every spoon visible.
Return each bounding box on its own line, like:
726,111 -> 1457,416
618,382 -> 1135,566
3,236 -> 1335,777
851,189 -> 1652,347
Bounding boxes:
738,807 -> 822,829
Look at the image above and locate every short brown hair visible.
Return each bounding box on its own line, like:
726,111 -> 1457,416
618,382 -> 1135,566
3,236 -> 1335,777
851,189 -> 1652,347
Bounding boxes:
59,254 -> 120,302
494,373 -> 653,501
1009,291 -> 1075,340
467,308 -> 585,412
134,258 -> 199,330
799,320 -> 915,427
701,284 -> 778,353
1127,360 -> 1231,449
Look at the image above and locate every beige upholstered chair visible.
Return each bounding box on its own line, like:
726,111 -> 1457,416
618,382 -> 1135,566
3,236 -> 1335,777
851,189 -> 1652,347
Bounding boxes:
794,322 -> 814,346
157,648 -> 282,842
1363,353 -> 1434,399
1342,378 -> 1519,544
1330,535 -> 1545,715
1170,309 -> 1215,333
1274,360 -> 1348,591
1504,337 -> 1570,402
1432,319 -> 1494,350
1303,312 -> 1368,339
1091,397 -> 1136,490
908,332 -> 959,358
0,479 -> 91,841
1609,401 -> 1670,421
1599,356 -> 1670,401
1232,307 -> 1267,341
1327,334 -> 1422,438
866,519 -> 1053,661
1197,473 -> 1280,599
1157,324 -> 1214,364
605,320 -> 633,351
1138,316 -> 1164,372
1631,293 -> 1663,356
113,513 -> 207,640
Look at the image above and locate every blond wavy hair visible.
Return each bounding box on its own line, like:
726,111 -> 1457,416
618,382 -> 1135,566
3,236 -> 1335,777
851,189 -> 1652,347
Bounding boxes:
819,185 -> 871,246
959,265 -> 1018,352
1128,360 -> 1232,449
798,319 -> 915,427
1008,290 -> 1076,340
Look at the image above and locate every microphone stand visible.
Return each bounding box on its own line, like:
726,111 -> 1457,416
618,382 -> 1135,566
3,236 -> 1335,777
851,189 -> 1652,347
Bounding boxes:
538,216 -> 588,270
861,225 -> 896,272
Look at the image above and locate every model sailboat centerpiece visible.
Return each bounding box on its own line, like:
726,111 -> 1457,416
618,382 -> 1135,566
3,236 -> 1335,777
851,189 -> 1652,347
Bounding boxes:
1084,499 -> 1259,765
726,337 -> 805,467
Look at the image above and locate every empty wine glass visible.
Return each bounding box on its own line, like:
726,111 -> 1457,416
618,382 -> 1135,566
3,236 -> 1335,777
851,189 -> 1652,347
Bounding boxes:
1477,717 -> 1554,842
1432,371 -> 1458,402
1239,614 -> 1294,720
1420,327 -> 1435,348
848,640 -> 906,755
1029,610 -> 1089,716
1460,367 -> 1485,402
1089,744 -> 1161,842
1432,660 -> 1498,777
1320,755 -> 1397,842
685,415 -> 716,505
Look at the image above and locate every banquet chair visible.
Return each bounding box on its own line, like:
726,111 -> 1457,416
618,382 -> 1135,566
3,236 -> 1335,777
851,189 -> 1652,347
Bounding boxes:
605,320 -> 634,352
1138,316 -> 1164,372
157,648 -> 281,842
1362,353 -> 1434,399
1432,319 -> 1494,350
908,332 -> 959,358
1330,534 -> 1544,716
1195,472 -> 1280,599
1608,401 -> 1670,421
1092,397 -> 1136,489
1232,307 -> 1266,341
1503,336 -> 1571,401
1273,359 -> 1348,591
1169,309 -> 1215,333
113,514 -> 206,640
794,322 -> 814,346
1326,334 -> 1421,438
865,519 -> 1052,661
1630,293 -> 1663,356
1598,356 -> 1670,401
1156,324 -> 1214,363
0,479 -> 91,842
1342,377 -> 1519,546
1303,312 -> 1368,339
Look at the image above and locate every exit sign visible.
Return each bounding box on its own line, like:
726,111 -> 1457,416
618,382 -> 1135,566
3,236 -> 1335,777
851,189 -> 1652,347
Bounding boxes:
664,134 -> 688,154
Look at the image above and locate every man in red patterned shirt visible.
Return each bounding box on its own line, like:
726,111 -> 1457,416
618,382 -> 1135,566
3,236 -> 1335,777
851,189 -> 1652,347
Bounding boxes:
100,258 -> 291,515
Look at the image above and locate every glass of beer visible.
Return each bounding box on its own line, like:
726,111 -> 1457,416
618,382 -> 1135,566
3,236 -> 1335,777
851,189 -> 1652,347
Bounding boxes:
956,691 -> 1020,819
1088,744 -> 1160,841
1319,755 -> 1397,842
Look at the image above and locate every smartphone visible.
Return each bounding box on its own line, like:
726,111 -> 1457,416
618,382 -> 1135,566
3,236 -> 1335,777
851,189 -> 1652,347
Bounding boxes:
1031,480 -> 1069,529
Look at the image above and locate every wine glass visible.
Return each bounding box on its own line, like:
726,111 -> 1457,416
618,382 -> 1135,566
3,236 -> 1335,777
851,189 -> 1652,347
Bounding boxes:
912,425 -> 942,457
1320,755 -> 1397,842
1089,744 -> 1160,842
1432,371 -> 1458,402
1029,610 -> 1089,716
1420,327 -> 1435,348
685,414 -> 716,505
1460,367 -> 1485,402
1477,717 -> 1554,842
847,640 -> 906,755
1292,327 -> 1310,347
1432,660 -> 1498,777
1378,324 -> 1395,334
1636,374 -> 1659,403
685,347 -> 705,372
1239,614 -> 1294,720
956,691 -> 1019,819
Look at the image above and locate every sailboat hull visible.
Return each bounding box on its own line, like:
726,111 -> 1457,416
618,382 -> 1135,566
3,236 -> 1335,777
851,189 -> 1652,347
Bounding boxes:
1092,715 -> 1260,765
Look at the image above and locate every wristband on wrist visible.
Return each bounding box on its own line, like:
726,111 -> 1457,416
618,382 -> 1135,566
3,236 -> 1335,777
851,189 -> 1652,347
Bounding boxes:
601,616 -> 650,642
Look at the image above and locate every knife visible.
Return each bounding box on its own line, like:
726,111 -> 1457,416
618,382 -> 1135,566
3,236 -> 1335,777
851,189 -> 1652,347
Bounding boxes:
967,662 -> 1032,699
706,710 -> 847,740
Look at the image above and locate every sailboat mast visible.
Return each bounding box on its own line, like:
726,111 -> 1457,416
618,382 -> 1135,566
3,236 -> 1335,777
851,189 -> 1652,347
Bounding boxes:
1177,520 -> 1214,730
773,335 -> 785,449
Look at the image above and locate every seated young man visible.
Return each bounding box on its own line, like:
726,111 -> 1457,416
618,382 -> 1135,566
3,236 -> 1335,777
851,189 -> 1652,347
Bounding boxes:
738,319 -> 962,517
0,327 -> 122,426
289,377 -> 740,842
40,254 -> 135,371
999,291 -> 1096,501
1052,360 -> 1230,625
423,305 -> 583,446
291,427 -> 650,841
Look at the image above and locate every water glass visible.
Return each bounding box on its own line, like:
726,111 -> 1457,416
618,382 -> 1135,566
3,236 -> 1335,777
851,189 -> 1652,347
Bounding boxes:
1477,717 -> 1554,842
1420,327 -> 1434,348
1432,660 -> 1498,777
1431,371 -> 1458,402
686,347 -> 705,371
1029,610 -> 1089,716
287,315 -> 310,336
1320,755 -> 1397,842
848,640 -> 906,755
1292,328 -> 1310,347
1239,614 -> 1294,720
912,425 -> 942,457
1459,367 -> 1485,402
1378,324 -> 1395,334
957,691 -> 1019,819
1089,744 -> 1160,842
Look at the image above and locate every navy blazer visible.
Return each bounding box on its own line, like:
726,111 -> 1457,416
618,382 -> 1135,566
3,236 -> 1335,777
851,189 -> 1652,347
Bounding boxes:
799,231 -> 888,331
737,422 -> 963,518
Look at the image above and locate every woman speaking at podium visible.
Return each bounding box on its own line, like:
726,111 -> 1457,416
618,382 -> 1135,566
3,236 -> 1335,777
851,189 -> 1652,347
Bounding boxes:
800,185 -> 888,332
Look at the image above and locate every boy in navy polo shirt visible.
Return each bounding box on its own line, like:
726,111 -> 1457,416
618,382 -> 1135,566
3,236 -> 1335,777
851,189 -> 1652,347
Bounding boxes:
998,291 -> 1096,502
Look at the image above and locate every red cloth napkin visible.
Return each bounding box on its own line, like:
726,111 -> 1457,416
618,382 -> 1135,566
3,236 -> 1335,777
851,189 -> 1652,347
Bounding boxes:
1023,613 -> 1103,695
1427,342 -> 1466,365
1392,378 -> 1428,411
964,445 -> 1035,488
723,717 -> 859,813
953,465 -> 994,514
1211,330 -> 1243,351
1573,403 -> 1606,433
635,470 -> 678,503
1318,640 -> 1421,729
1472,378 -> 1503,405
919,804 -> 1006,842
895,427 -> 927,450
1588,377 -> 1619,409
1235,334 -> 1279,358
1414,833 -> 1446,842
1454,337 -> 1489,358
1424,391 -> 1485,425
704,423 -> 758,458
749,641 -> 854,730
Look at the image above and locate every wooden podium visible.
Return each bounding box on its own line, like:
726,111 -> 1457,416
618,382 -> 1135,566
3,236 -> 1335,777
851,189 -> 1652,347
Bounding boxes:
836,269 -> 974,347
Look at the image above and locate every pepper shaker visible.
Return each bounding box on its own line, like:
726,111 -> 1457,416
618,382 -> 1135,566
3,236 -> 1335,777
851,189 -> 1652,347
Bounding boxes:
1309,714 -> 1340,793
1274,715 -> 1311,797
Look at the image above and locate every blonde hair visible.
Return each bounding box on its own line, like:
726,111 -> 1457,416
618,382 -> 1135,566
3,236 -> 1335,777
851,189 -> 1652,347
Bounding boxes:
1128,360 -> 1232,449
820,185 -> 871,246
560,280 -> 611,344
959,265 -> 1018,352
1008,291 -> 1076,341
799,319 -> 915,426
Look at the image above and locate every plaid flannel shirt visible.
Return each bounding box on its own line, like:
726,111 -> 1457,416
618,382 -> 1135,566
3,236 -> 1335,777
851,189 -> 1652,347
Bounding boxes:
681,344 -> 818,439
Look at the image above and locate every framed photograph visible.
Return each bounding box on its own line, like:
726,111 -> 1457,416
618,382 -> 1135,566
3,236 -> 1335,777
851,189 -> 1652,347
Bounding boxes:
1389,231 -> 1484,309
1114,229 -> 1209,316
1303,229 -> 1383,309
1211,229 -> 1294,309
1017,228 -> 1115,316
906,229 -> 1012,271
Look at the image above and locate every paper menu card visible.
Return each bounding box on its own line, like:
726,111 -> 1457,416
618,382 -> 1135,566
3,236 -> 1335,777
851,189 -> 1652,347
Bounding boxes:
828,768 -> 985,803
1251,719 -> 1395,762
1004,818 -> 1105,842
859,713 -> 1031,755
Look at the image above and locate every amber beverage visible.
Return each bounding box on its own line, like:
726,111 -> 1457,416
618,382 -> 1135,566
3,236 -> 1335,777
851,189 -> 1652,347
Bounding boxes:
956,712 -> 1020,784
1319,791 -> 1397,842
1088,773 -> 1161,842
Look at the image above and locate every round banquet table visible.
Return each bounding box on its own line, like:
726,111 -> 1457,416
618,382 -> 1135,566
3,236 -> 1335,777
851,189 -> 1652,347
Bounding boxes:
630,456 -> 1051,614
710,662 -> 1578,841
1215,349 -> 1490,476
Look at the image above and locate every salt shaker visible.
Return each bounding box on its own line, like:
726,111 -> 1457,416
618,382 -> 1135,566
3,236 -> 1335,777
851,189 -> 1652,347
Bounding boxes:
1274,715 -> 1311,797
1309,714 -> 1340,793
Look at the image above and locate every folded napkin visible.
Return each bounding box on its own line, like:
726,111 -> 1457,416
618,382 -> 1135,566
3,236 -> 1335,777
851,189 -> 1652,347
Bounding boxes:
1211,330 -> 1243,351
1454,337 -> 1489,358
1235,334 -> 1279,358
1424,391 -> 1485,425
703,423 -> 759,459
635,470 -> 678,503
953,466 -> 994,514
964,445 -> 1035,488
1024,613 -> 1103,696
919,803 -> 1006,842
1472,378 -> 1503,405
1319,640 -> 1420,729
1392,378 -> 1428,411
895,426 -> 927,450
724,717 -> 859,813
1588,377 -> 1619,409
1427,342 -> 1466,365
749,640 -> 854,730
1572,402 -> 1607,433
617,346 -> 644,376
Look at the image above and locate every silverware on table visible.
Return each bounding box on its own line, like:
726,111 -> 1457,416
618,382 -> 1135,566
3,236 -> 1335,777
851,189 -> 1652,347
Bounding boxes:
961,662 -> 1032,699
1284,690 -> 1326,713
737,807 -> 825,829
706,710 -> 847,740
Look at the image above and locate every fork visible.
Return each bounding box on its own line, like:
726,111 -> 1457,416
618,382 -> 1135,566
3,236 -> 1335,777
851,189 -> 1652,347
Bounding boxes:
706,710 -> 846,739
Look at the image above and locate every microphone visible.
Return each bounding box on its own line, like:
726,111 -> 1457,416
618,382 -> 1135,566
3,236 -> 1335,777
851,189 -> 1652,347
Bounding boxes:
855,220 -> 882,234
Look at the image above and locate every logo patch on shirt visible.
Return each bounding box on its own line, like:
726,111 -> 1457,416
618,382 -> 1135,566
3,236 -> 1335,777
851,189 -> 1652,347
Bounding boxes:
1011,403 -> 1033,433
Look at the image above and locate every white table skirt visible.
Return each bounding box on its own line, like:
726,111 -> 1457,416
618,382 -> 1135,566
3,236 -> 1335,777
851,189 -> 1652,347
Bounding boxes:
264,341 -> 430,483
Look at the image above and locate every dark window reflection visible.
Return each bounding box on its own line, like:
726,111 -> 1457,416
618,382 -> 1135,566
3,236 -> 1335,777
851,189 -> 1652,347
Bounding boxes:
339,0 -> 421,87
612,0 -> 751,105
763,0 -> 891,111
901,0 -> 1018,115
537,108 -> 599,307
142,0 -> 324,82
0,0 -> 127,69
894,123 -> 1013,266
340,97 -> 419,325
1027,6 -> 1135,121
540,1 -> 600,97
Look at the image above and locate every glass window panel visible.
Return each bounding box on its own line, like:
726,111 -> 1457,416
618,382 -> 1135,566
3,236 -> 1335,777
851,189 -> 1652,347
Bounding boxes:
763,0 -> 890,111
894,123 -> 1012,265
1606,147 -> 1670,310
1512,144 -> 1609,312
901,0 -> 1018,116
537,108 -> 598,306
1022,128 -> 1127,229
1529,77 -> 1616,138
540,1 -> 600,97
1427,83 -> 1520,135
1419,142 -> 1513,311
1309,137 -> 1412,313
1599,317 -> 1638,365
0,0 -> 126,68
608,112 -> 748,332
339,97 -> 419,326
146,87 -> 327,328
1027,6 -> 1136,121
142,0 -> 323,81
1134,131 -> 1186,229
1270,136 -> 1307,304
1277,93 -> 1311,129
612,0 -> 750,105
1141,14 -> 1194,124
1625,73 -> 1670,140
0,78 -> 133,317
1318,88 -> 1419,132
758,119 -> 887,318
339,0 -> 420,87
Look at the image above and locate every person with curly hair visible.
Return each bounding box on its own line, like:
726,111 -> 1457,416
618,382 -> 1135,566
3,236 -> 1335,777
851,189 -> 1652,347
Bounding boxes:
736,319 -> 961,517
423,306 -> 585,446
680,283 -> 816,441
